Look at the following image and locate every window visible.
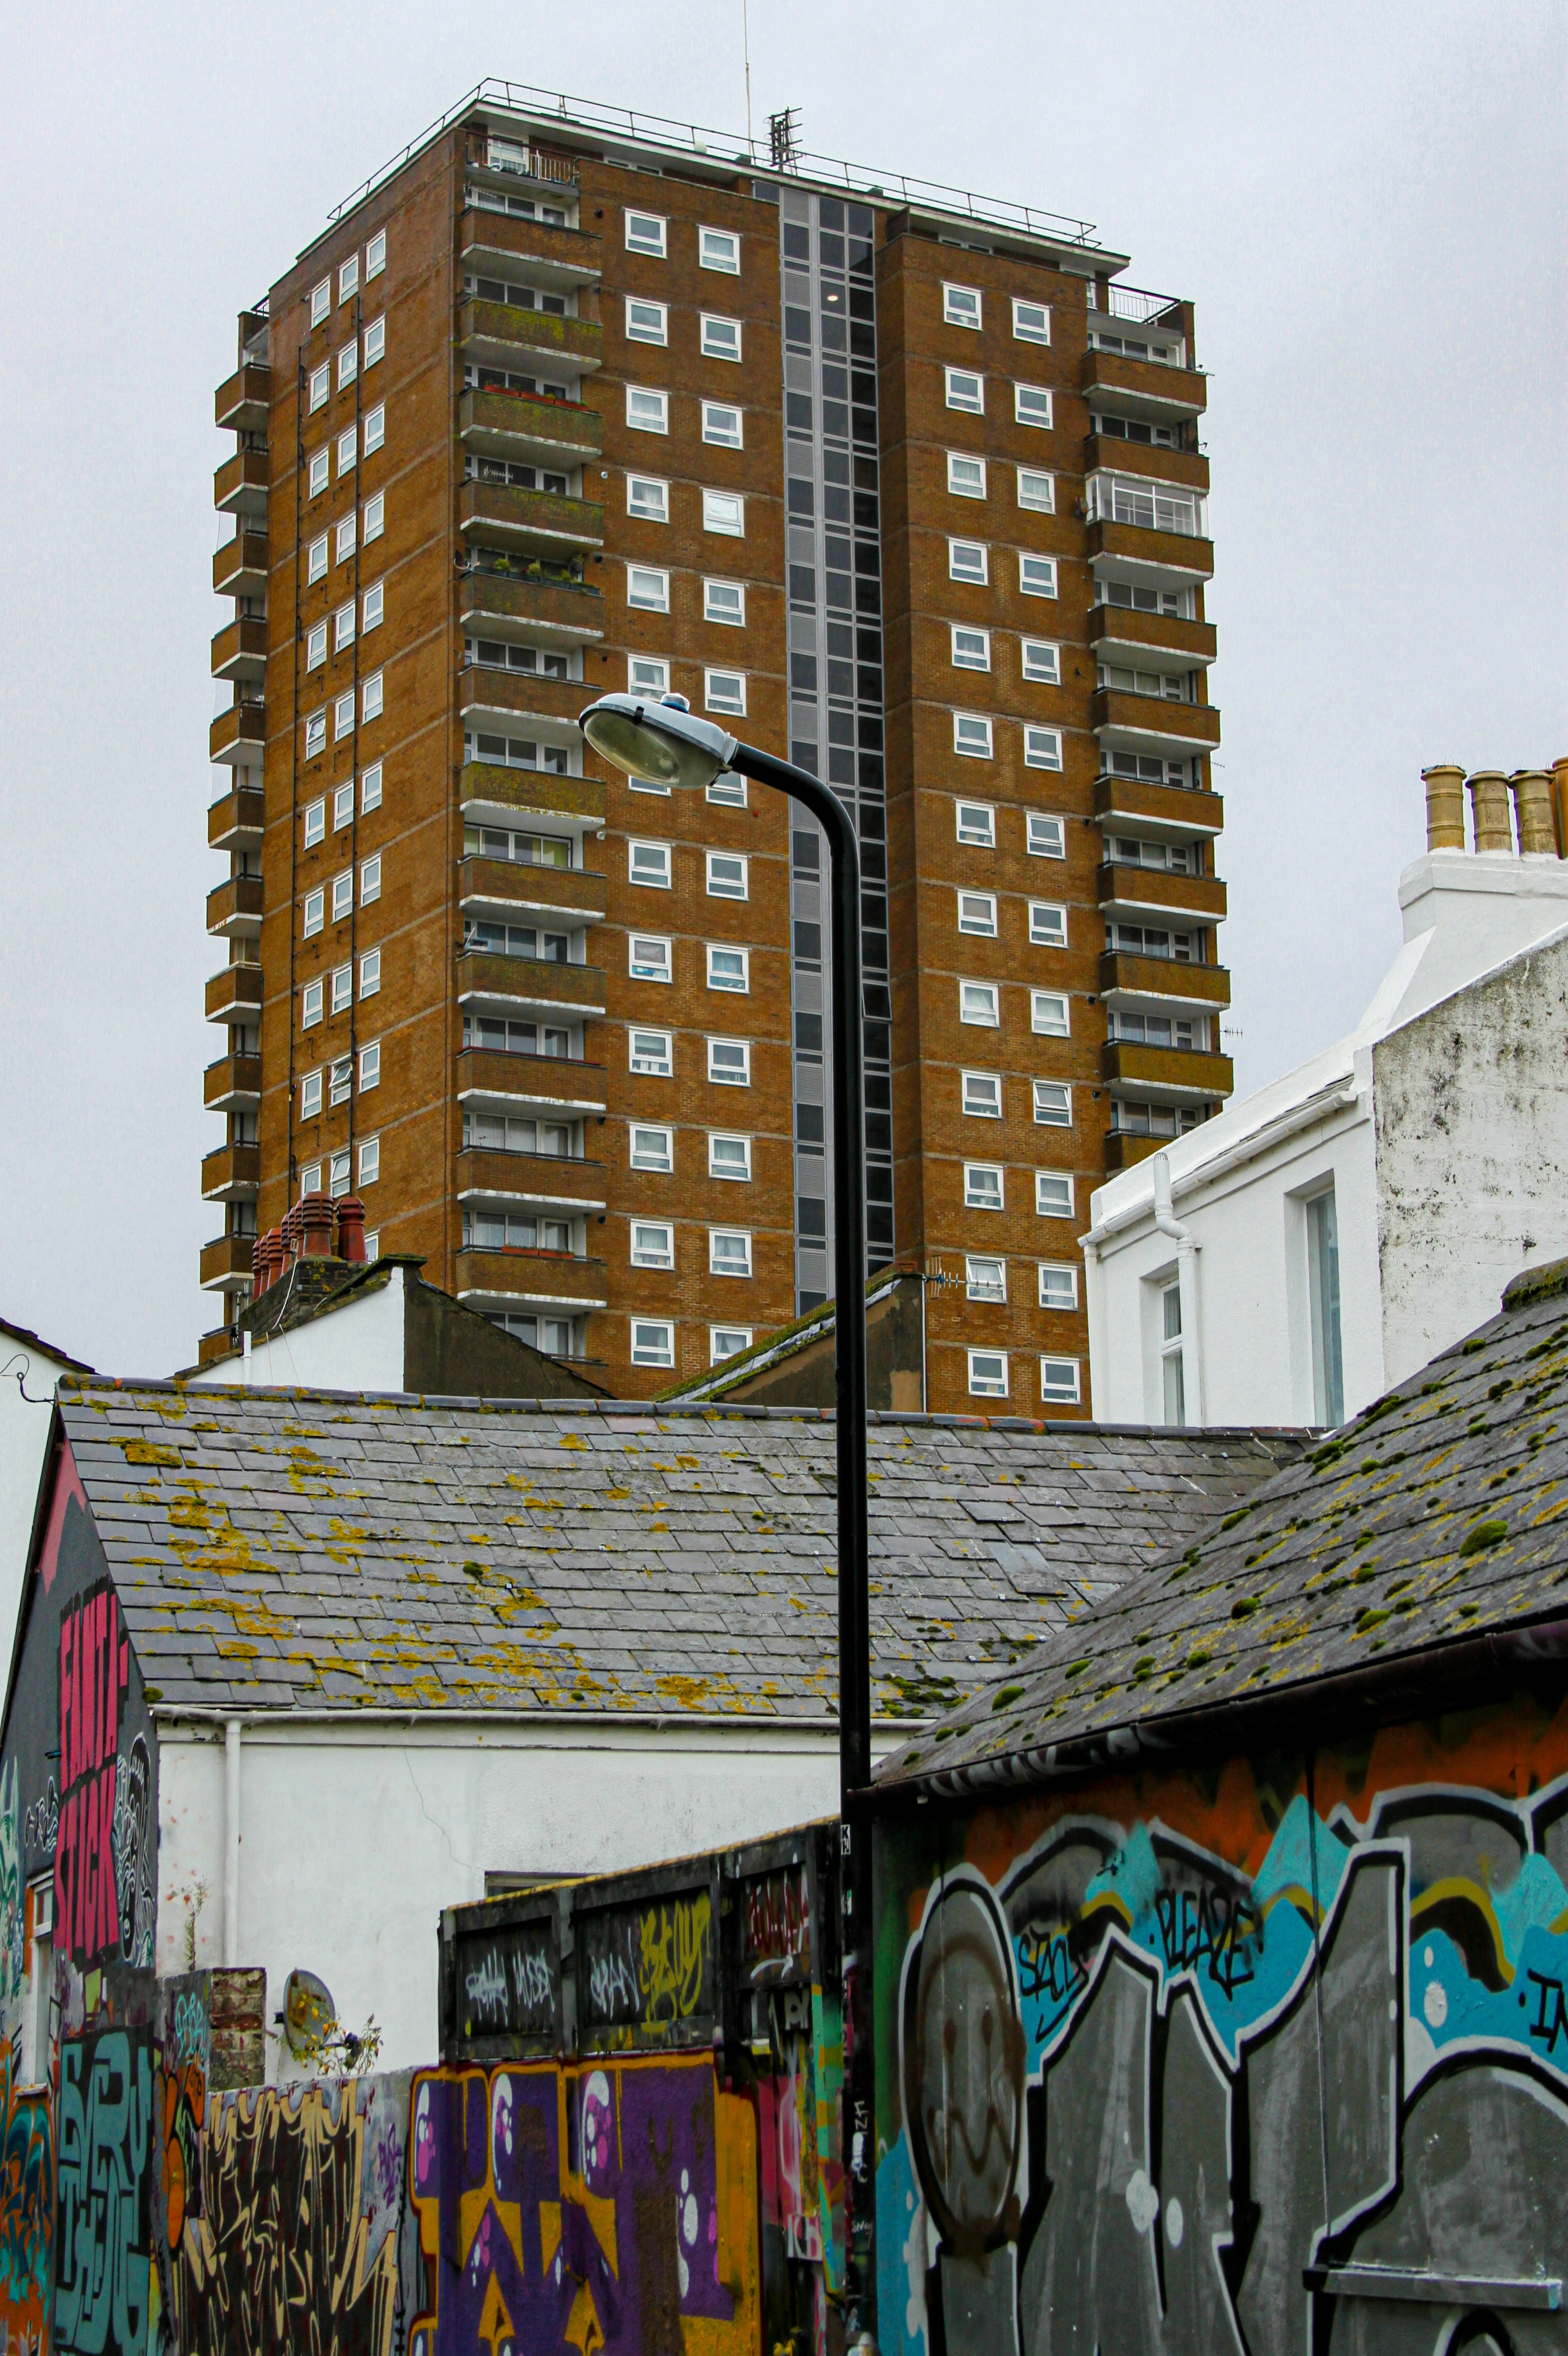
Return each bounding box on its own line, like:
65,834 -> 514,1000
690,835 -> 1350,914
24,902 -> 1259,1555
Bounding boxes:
358,1136 -> 379,1187
631,1222 -> 674,1269
630,1028 -> 673,1076
629,934 -> 672,983
710,1229 -> 752,1277
334,600 -> 355,651
626,386 -> 669,434
361,672 -> 383,721
308,449 -> 330,497
330,1055 -> 351,1108
702,489 -> 744,537
711,1326 -> 752,1362
337,342 -> 358,390
358,1040 -> 380,1091
1039,1263 -> 1078,1310
360,855 -> 381,906
708,1037 -> 750,1084
1020,554 -> 1058,599
965,1163 -> 1004,1211
629,655 -> 670,696
1012,298 -> 1051,345
954,713 -> 993,759
335,778 -> 355,828
1033,1080 -> 1071,1127
308,365 -> 329,415
361,763 -> 383,812
952,625 -> 990,671
305,710 -> 326,759
1036,1171 -> 1073,1219
359,948 -> 380,997
304,798 -> 326,847
949,539 -> 988,585
306,621 -> 328,670
1307,1190 -> 1345,1427
630,1124 -> 673,1172
301,1070 -> 322,1118
331,870 -> 352,922
337,426 -> 356,475
627,565 -> 670,613
363,317 -> 385,365
944,282 -> 982,329
969,1350 -> 1008,1400
331,964 -> 351,1015
627,474 -> 669,523
363,404 -> 385,455
1041,1357 -> 1081,1406
307,533 -> 328,583
956,801 -> 995,848
1032,990 -> 1070,1037
707,852 -> 748,900
1021,640 -> 1061,685
702,401 -> 743,448
303,888 -> 324,938
707,944 -> 750,992
302,978 -> 323,1028
625,210 -> 667,257
700,315 -> 743,363
700,226 -> 740,273
363,491 -> 384,544
705,668 -> 746,715
945,368 -> 984,415
947,453 -> 987,499
335,692 -> 355,740
708,772 -> 746,807
960,980 -> 999,1026
299,1163 -> 321,1196
1018,467 -> 1055,513
631,1319 -> 674,1367
629,840 -> 671,890
967,1255 -> 1007,1304
338,255 -> 359,304
625,297 -> 668,346
309,279 -> 330,328
709,1133 -> 751,1181
1027,813 -> 1066,859
957,891 -> 997,936
366,230 -> 386,280
1029,902 -> 1067,948
336,514 -> 357,564
963,1071 -> 1002,1119
1024,725 -> 1063,771
1014,383 -> 1053,429
704,579 -> 745,626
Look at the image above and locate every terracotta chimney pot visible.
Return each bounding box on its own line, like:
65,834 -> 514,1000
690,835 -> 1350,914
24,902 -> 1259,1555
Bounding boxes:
299,1192 -> 336,1258
252,1230 -> 283,1297
1466,769 -> 1512,855
1420,763 -> 1466,851
279,1202 -> 304,1269
1509,769 -> 1556,858
335,1197 -> 368,1263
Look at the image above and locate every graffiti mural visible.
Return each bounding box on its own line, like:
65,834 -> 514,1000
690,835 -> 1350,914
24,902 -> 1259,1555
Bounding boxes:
55,2022 -> 155,2356
55,1583 -> 132,1970
408,2055 -> 760,2353
0,2039 -> 52,2353
0,1760 -> 24,2053
876,1697 -> 1568,2355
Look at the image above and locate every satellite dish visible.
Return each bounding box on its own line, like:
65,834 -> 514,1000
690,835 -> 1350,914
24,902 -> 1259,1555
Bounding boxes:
281,1967 -> 335,2056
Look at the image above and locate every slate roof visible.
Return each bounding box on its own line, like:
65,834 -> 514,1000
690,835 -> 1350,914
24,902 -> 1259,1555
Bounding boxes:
48,1383 -> 1302,1722
1,1317 -> 93,1377
879,1262 -> 1568,1796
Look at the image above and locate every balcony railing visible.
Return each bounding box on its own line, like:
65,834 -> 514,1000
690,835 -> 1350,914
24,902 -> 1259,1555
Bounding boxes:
1092,284 -> 1184,328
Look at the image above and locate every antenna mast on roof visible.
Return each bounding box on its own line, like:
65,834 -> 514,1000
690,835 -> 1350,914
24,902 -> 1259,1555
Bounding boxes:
769,107 -> 801,173
742,0 -> 754,159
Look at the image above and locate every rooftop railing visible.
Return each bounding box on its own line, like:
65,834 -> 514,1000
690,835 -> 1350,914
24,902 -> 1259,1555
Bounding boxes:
1090,282 -> 1185,326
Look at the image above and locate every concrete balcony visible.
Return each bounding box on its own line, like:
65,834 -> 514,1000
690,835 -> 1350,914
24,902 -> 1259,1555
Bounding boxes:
459,567 -> 604,646
210,700 -> 265,765
200,1233 -> 256,1293
456,1047 -> 608,1117
455,950 -> 605,1020
459,386 -> 602,467
459,761 -> 604,828
214,531 -> 267,598
459,210 -> 602,287
1080,347 -> 1207,421
458,298 -> 603,375
1084,437 -> 1208,494
211,615 -> 267,684
206,875 -> 264,938
1086,518 -> 1213,584
204,1053 -> 263,1110
454,1248 -> 608,1314
215,364 -> 271,432
1089,605 -> 1217,671
1098,951 -> 1232,1013
1094,774 -> 1223,839
459,856 -> 606,926
208,785 -> 265,851
1103,1133 -> 1166,1176
201,1142 -> 261,1201
458,479 -> 603,557
1097,863 -> 1227,923
1102,1040 -> 1234,1101
458,664 -> 587,733
456,1149 -> 608,1214
205,963 -> 263,1024
197,1325 -> 237,1367
214,447 -> 269,518
1092,688 -> 1221,754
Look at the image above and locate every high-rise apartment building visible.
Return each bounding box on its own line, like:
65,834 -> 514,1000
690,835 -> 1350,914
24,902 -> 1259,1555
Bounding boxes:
201,84 -> 1231,1409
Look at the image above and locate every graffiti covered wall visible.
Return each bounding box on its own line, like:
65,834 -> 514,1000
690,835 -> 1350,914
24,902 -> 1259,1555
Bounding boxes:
874,1685 -> 1568,2355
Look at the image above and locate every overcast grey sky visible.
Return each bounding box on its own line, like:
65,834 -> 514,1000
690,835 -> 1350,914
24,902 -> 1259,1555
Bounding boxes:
0,0 -> 1562,1375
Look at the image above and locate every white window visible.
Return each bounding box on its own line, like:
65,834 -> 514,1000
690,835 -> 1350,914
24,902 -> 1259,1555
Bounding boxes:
702,401 -> 744,448
337,426 -> 357,475
965,1163 -> 1004,1211
363,491 -> 384,544
359,948 -> 381,997
303,887 -> 324,938
361,763 -> 383,813
1032,991 -> 1071,1039
1021,640 -> 1061,685
630,1028 -> 673,1076
708,772 -> 747,807
1029,901 -> 1068,947
357,1137 -> 379,1187
1027,813 -> 1066,859
363,317 -> 385,366
627,474 -> 669,523
710,1229 -> 752,1277
299,1163 -> 321,1196
301,1070 -> 322,1118
949,539 -> 988,585
627,386 -> 669,434
966,1255 -> 1007,1304
308,449 -> 329,497
306,620 -> 328,670
957,891 -> 997,936
702,489 -> 745,537
954,713 -> 993,759
330,1148 -> 352,1193
360,855 -> 382,906
629,654 -> 670,696
707,944 -> 750,992
339,255 -> 359,304
308,365 -> 329,415
1033,1080 -> 1072,1127
1015,383 -> 1052,429
304,798 -> 326,847
944,282 -> 982,329
630,1124 -> 673,1172
631,1319 -> 674,1367
337,342 -> 358,390
945,368 -> 984,415
302,978 -> 323,1028
951,625 -> 990,671
1036,1171 -> 1074,1219
332,870 -> 352,922
705,668 -> 746,715
332,781 -> 353,830
631,1221 -> 674,1269
334,600 -> 355,651
331,964 -> 351,1014
1039,1263 -> 1078,1310
707,851 -> 748,900
700,226 -> 741,273
625,210 -> 667,257
1020,554 -> 1058,599
630,840 -> 672,889
309,280 -> 330,328
1012,298 -> 1050,344
362,672 -> 383,721
365,230 -> 386,280
963,1071 -> 1003,1119
335,692 -> 355,740
956,801 -> 995,848
704,578 -> 745,626
363,404 -> 385,455
1041,1356 -> 1081,1405
305,710 -> 326,759
328,1055 -> 351,1109
307,533 -> 328,583
628,934 -> 672,983
335,514 -> 357,565
1025,725 -> 1062,771
627,565 -> 670,612
358,1040 -> 380,1091
708,1037 -> 750,1084
625,297 -> 668,346
948,453 -> 987,498
1018,467 -> 1055,514
960,980 -> 1000,1026
700,315 -> 743,363
968,1350 -> 1009,1400
709,1133 -> 752,1181
711,1325 -> 752,1362
361,1229 -> 379,1258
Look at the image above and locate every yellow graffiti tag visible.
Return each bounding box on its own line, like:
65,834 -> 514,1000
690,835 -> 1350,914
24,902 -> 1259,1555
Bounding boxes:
638,1893 -> 711,2024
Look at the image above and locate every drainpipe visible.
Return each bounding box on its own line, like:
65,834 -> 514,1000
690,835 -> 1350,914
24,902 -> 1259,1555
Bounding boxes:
1151,1153 -> 1205,1427
223,1719 -> 242,1967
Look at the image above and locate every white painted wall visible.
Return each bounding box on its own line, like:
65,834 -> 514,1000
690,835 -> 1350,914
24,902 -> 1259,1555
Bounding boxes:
191,1267 -> 407,1393
0,1332 -> 79,1651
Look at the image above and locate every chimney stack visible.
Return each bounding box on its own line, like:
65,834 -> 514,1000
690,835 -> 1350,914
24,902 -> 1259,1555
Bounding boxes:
1466,769 -> 1512,855
1421,763 -> 1466,850
1509,769 -> 1556,858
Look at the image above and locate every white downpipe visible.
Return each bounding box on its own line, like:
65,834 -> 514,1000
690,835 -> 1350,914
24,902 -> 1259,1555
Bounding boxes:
223,1719 -> 242,1966
1151,1153 -> 1205,1427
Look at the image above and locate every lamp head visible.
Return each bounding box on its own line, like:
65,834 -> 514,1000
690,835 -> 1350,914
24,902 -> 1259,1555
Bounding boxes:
577,692 -> 737,792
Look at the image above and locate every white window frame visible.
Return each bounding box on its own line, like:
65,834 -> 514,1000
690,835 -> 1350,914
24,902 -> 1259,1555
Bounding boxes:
363,317 -> 385,367
309,280 -> 330,328
964,1162 -> 1005,1211
709,1228 -> 753,1278
700,315 -> 743,363
951,625 -> 991,671
943,281 -> 982,329
1021,639 -> 1061,685
957,890 -> 997,937
301,978 -> 323,1028
707,1036 -> 751,1085
629,839 -> 672,890
331,965 -> 351,1015
331,870 -> 352,923
960,980 -> 1000,1027
625,297 -> 668,346
1038,1263 -> 1079,1311
305,710 -> 326,759
1029,901 -> 1068,947
363,490 -> 385,544
954,712 -> 994,759
335,514 -> 357,565
1041,1356 -> 1082,1405
359,948 -> 381,997
1027,813 -> 1066,860
968,1350 -> 1009,1400
365,230 -> 386,280
358,1040 -> 380,1091
966,1255 -> 1008,1304
337,426 -> 357,476
1036,1170 -> 1075,1219
627,474 -> 670,524
944,368 -> 984,416
337,341 -> 358,391
308,448 -> 330,497
626,385 -> 670,435
1017,467 -> 1055,514
706,943 -> 750,993
307,533 -> 328,583
703,578 -> 745,626
708,1132 -> 752,1181
1032,990 -> 1071,1039
702,488 -> 745,538
303,888 -> 324,938
1014,382 -> 1053,428
947,453 -> 987,499
363,581 -> 384,633
334,600 -> 355,652
704,667 -> 746,716
361,671 -> 383,721
335,692 -> 355,740
301,1070 -> 322,1119
949,538 -> 988,585
699,226 -> 741,274
627,564 -> 670,613
705,851 -> 748,901
308,365 -> 329,415
625,210 -> 668,257
306,620 -> 327,671
955,800 -> 996,848
962,1070 -> 1004,1119
363,404 -> 385,455
711,1325 -> 753,1363
631,1221 -> 674,1270
303,798 -> 326,847
1012,297 -> 1051,345
628,654 -> 671,697
628,934 -> 673,983
701,400 -> 744,448
1024,725 -> 1063,771
631,1319 -> 675,1368
361,763 -> 383,813
1033,1080 -> 1072,1128
338,256 -> 359,304
629,1027 -> 673,1077
359,856 -> 381,909
630,1124 -> 674,1172
1020,553 -> 1058,599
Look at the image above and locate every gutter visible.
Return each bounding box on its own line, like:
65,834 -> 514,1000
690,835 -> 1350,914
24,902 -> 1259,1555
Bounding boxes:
152,1702 -> 927,1739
